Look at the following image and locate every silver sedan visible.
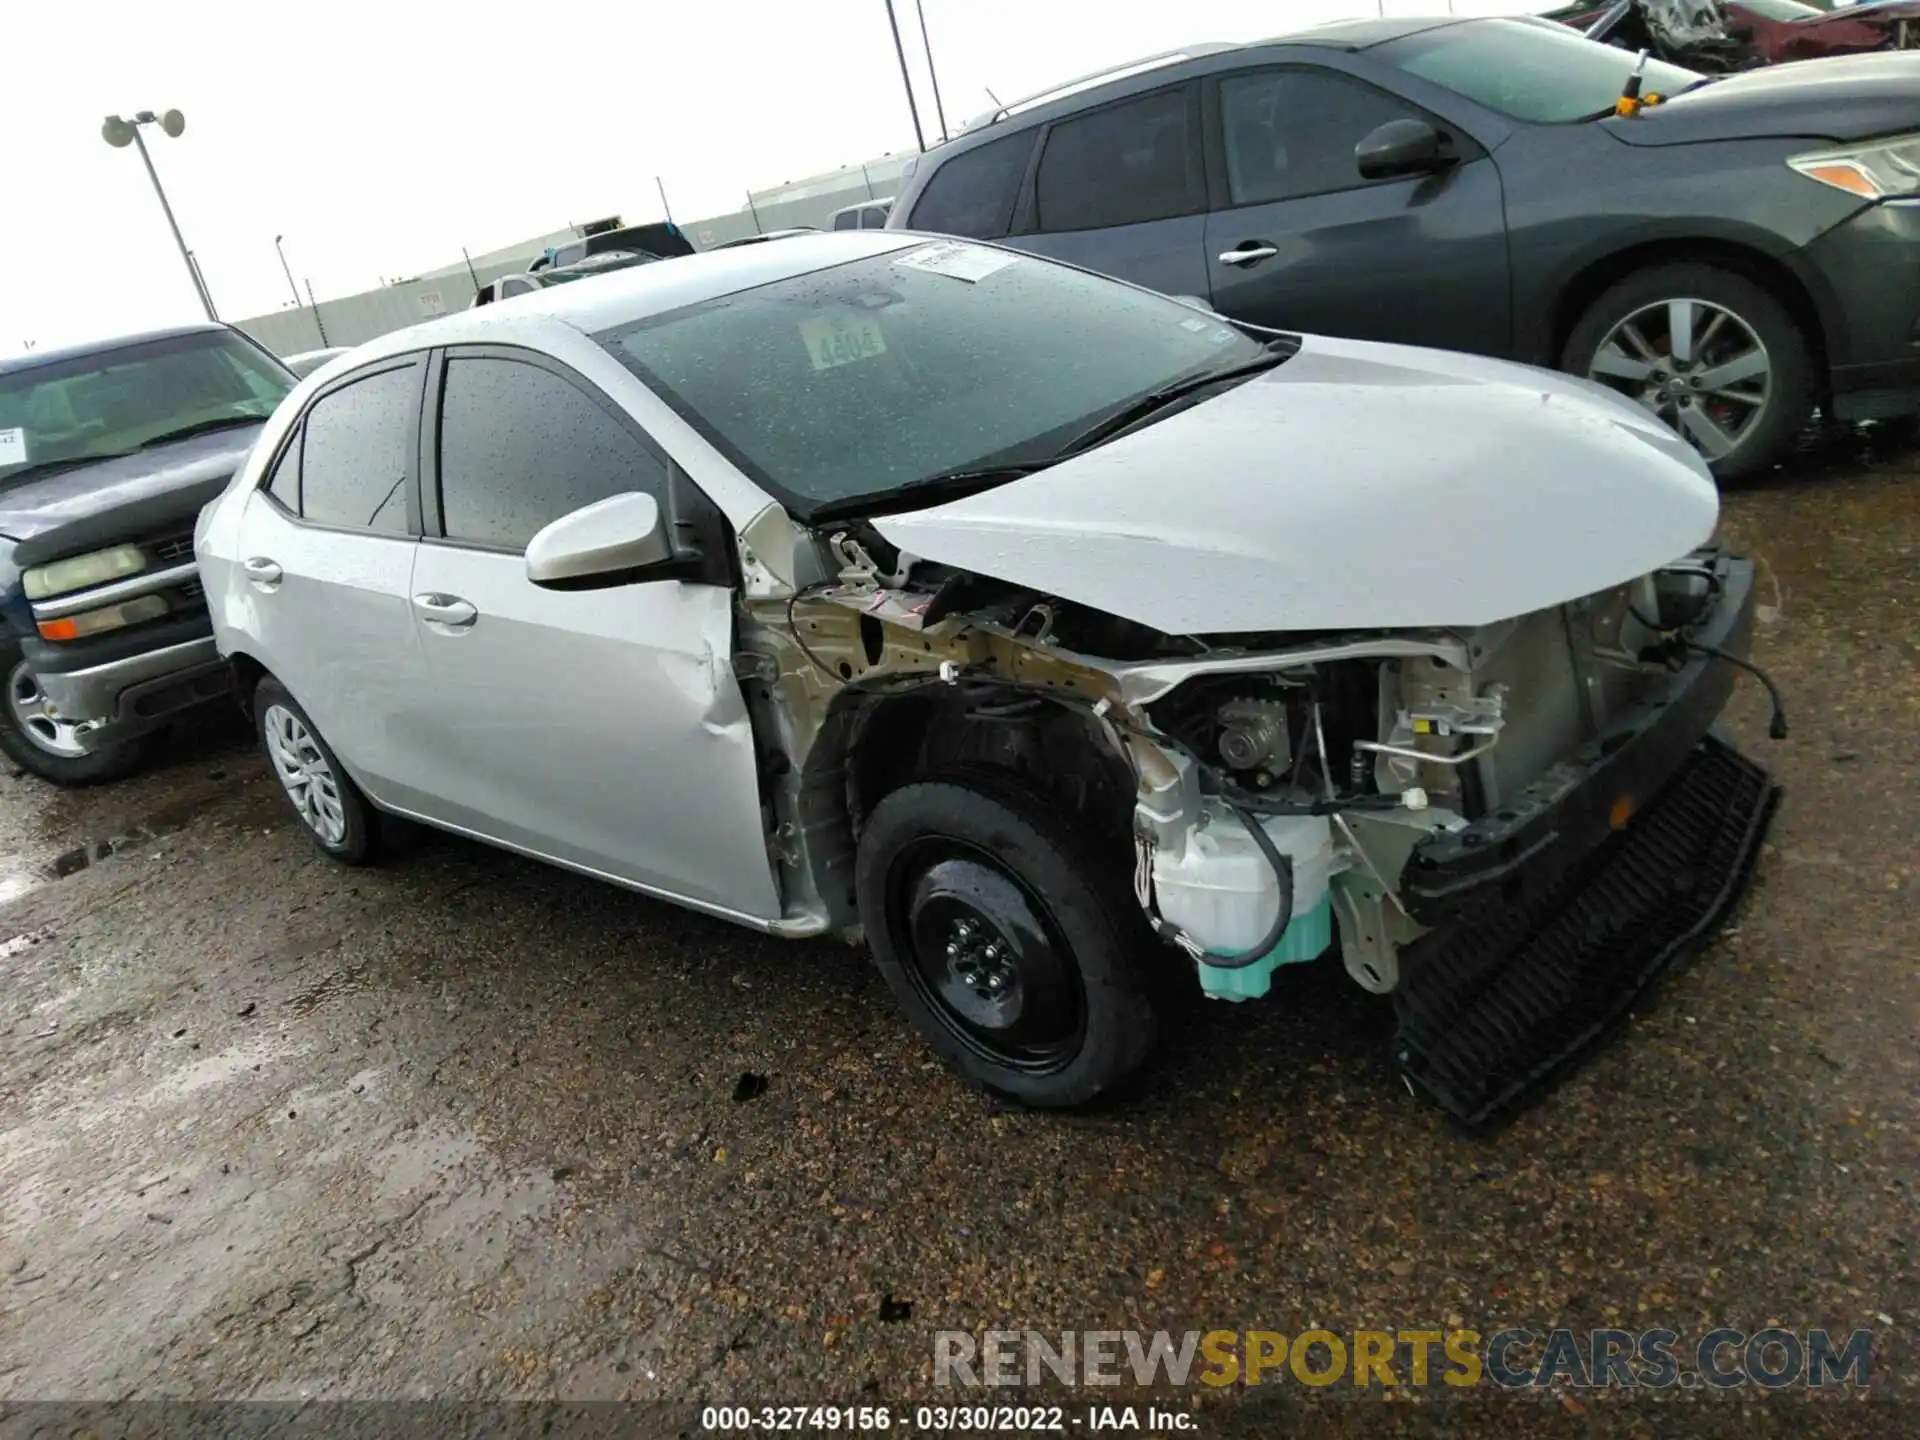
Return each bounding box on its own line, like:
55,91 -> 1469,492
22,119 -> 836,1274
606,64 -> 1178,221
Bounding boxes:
197,231 -> 1769,1117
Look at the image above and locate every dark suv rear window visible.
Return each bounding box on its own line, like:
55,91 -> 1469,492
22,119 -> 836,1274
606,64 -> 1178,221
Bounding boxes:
906,130 -> 1037,239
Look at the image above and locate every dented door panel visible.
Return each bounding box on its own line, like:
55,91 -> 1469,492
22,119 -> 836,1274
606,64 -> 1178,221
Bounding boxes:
403,543 -> 781,921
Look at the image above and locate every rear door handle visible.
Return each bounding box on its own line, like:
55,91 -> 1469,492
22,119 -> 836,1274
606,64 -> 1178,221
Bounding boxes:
1218,244 -> 1279,267
413,593 -> 478,629
243,557 -> 283,588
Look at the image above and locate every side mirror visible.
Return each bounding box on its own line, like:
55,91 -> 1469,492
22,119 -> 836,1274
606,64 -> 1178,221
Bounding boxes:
1356,119 -> 1453,181
526,491 -> 673,589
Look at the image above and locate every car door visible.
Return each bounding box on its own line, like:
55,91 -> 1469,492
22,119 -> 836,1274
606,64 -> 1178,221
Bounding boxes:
1007,82 -> 1212,300
405,345 -> 780,921
231,356 -> 427,805
1200,64 -> 1511,356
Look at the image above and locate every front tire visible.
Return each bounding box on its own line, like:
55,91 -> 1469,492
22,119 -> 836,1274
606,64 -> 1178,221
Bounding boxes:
0,643 -> 156,786
1563,262 -> 1815,484
855,779 -> 1160,1108
253,677 -> 380,864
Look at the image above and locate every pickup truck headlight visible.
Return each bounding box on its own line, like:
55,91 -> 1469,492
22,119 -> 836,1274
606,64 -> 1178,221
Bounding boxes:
22,544 -> 146,600
1789,135 -> 1920,200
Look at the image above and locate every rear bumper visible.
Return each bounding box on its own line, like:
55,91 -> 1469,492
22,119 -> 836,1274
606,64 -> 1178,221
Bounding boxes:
1401,554 -> 1757,923
35,635 -> 227,753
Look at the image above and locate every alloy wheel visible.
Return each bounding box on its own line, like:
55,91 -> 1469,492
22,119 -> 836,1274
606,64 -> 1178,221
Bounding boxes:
1587,297 -> 1772,464
262,703 -> 348,847
5,660 -> 88,758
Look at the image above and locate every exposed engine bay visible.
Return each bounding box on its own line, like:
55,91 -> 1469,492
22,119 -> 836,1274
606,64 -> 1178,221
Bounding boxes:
728,502 -> 1776,1122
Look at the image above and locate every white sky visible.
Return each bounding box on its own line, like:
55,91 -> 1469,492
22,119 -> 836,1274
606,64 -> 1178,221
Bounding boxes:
5,0 -> 1549,351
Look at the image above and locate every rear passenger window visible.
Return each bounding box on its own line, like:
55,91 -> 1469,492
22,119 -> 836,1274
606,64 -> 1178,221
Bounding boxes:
435,355 -> 670,551
298,365 -> 417,534
832,210 -> 860,232
907,130 -> 1037,239
1035,86 -> 1198,233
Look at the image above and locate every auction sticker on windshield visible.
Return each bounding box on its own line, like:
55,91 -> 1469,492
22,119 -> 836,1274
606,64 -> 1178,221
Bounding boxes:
894,240 -> 1019,283
800,311 -> 888,371
0,427 -> 27,467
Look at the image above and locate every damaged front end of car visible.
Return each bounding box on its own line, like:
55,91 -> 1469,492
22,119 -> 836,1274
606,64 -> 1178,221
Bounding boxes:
729,505 -> 1781,1126
1574,0 -> 1920,71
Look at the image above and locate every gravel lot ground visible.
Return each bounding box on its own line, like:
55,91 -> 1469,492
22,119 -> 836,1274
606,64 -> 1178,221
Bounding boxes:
0,436 -> 1914,1436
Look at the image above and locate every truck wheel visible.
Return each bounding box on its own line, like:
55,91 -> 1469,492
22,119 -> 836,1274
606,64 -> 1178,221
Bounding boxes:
0,644 -> 155,786
855,778 -> 1160,1108
254,676 -> 381,864
1563,263 -> 1815,484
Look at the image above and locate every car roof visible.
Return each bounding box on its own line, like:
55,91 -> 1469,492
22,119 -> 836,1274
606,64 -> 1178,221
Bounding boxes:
941,17 -> 1469,143
0,323 -> 234,379
1265,15 -> 1467,50
346,231 -> 927,363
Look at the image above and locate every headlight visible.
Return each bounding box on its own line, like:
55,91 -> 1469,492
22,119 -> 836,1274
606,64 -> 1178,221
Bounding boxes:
22,544 -> 146,600
1788,135 -> 1920,201
35,594 -> 169,642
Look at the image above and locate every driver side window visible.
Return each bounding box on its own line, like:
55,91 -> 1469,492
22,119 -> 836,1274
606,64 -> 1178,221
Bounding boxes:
1218,69 -> 1433,207
434,355 -> 671,552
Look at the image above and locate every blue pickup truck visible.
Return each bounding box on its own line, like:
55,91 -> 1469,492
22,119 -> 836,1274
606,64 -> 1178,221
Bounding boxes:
0,324 -> 297,785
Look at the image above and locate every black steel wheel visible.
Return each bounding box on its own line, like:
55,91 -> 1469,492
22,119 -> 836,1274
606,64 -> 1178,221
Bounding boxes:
890,837 -> 1087,1075
856,779 -> 1158,1107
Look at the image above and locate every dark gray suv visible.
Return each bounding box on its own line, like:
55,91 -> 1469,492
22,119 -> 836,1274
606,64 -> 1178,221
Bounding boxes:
886,13 -> 1920,480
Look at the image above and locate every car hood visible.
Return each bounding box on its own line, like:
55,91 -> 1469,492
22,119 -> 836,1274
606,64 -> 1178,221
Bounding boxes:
871,334 -> 1718,636
1603,50 -> 1920,145
0,424 -> 264,551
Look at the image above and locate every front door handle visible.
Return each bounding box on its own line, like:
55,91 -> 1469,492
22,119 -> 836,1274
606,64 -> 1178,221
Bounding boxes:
1218,244 -> 1279,267
413,593 -> 478,629
243,557 -> 283,588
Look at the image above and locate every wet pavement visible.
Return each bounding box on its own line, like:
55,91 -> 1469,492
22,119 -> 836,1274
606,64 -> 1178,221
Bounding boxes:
0,435 -> 1915,1433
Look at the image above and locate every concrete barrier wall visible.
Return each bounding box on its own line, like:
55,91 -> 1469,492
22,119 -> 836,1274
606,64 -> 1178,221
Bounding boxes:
234,153 -> 918,359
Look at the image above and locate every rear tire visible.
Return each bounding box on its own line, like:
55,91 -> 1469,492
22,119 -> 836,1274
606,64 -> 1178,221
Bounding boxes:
253,677 -> 381,864
1562,262 -> 1815,484
856,778 -> 1160,1108
0,642 -> 156,786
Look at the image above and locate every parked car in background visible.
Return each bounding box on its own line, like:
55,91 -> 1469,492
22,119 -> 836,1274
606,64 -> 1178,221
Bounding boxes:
887,13 -> 1920,480
828,198 -> 895,231
1,324 -> 295,784
472,250 -> 666,308
528,221 -> 694,273
197,232 -> 1776,1122
710,228 -> 819,249
284,347 -> 348,378
1550,1 -> 1920,70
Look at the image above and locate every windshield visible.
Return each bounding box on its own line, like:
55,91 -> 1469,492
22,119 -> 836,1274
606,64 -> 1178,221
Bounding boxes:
1378,18 -> 1704,124
0,330 -> 294,485
596,243 -> 1271,518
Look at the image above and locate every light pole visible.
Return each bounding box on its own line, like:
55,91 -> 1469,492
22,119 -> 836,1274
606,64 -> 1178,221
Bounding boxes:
883,0 -> 928,153
102,109 -> 217,321
913,0 -> 949,143
272,235 -> 303,309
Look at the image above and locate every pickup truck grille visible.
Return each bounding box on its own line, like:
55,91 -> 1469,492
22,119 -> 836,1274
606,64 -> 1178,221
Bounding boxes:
148,530 -> 196,564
